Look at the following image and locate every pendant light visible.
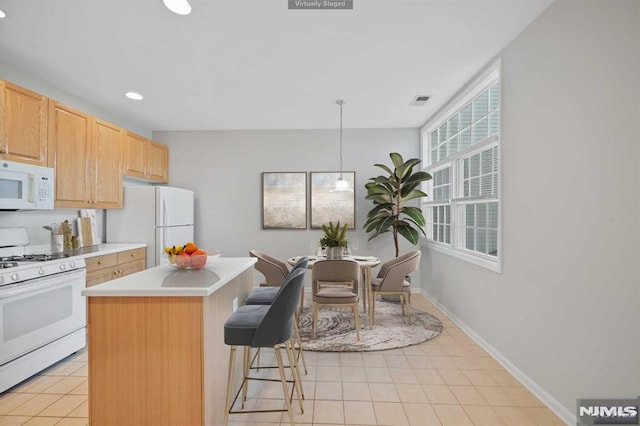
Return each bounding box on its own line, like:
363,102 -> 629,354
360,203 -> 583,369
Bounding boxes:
332,99 -> 353,192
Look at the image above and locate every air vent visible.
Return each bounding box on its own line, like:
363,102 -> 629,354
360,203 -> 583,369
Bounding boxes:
409,95 -> 430,106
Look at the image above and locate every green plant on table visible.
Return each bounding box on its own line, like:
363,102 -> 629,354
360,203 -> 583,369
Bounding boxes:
320,221 -> 348,248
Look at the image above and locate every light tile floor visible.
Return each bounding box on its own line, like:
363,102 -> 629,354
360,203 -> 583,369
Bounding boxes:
0,294 -> 566,425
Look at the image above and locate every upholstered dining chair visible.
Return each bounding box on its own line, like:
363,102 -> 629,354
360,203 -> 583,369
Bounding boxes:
223,267 -> 306,426
370,250 -> 421,326
249,249 -> 290,287
311,259 -> 361,340
244,257 -> 309,376
249,249 -> 304,313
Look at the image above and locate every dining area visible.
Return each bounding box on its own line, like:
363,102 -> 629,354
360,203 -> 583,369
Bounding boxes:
221,247 -> 440,425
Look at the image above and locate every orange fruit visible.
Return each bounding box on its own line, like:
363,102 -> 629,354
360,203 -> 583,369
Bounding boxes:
184,242 -> 198,255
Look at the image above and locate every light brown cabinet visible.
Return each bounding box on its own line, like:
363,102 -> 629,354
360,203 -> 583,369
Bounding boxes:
48,101 -> 124,208
123,130 -> 147,179
92,119 -> 123,208
86,247 -> 146,287
0,80 -> 48,166
123,131 -> 169,183
147,141 -> 168,183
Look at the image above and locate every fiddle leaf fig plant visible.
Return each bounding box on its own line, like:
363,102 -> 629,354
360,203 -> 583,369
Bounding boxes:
364,152 -> 432,257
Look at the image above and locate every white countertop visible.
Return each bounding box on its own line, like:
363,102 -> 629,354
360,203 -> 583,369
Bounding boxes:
25,242 -> 146,258
82,256 -> 257,297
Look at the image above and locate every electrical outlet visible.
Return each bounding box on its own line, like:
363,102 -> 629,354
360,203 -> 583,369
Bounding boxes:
232,297 -> 238,312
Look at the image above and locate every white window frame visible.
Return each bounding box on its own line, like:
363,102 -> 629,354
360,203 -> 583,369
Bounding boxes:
420,60 -> 502,273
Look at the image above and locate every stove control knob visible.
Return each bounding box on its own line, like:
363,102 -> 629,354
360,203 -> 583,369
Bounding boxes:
59,264 -> 66,271
11,273 -> 19,281
70,262 -> 76,269
39,269 -> 45,275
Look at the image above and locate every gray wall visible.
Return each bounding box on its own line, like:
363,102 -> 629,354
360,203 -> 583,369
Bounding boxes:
422,0 -> 640,422
153,128 -> 421,285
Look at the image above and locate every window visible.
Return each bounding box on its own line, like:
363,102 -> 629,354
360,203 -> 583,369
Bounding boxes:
421,63 -> 501,271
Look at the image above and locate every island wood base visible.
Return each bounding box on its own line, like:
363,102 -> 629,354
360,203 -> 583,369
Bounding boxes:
88,268 -> 253,425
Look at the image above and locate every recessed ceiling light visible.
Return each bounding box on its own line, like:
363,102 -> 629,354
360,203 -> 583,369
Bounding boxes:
0,9 -> 7,18
163,0 -> 191,15
125,92 -> 144,101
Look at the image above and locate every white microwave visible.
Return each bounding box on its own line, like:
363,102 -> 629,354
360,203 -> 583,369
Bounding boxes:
0,160 -> 55,210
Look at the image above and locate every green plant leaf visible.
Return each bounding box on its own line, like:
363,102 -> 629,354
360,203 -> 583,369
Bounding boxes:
397,223 -> 420,245
390,152 -> 404,169
402,206 -> 426,226
402,189 -> 429,203
374,163 -> 393,175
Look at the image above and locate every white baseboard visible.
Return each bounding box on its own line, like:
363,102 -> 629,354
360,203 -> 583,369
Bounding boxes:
421,289 -> 575,425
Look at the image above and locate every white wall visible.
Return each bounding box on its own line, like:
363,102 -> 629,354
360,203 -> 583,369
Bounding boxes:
0,61 -> 151,137
421,0 -> 640,422
153,128 -> 422,285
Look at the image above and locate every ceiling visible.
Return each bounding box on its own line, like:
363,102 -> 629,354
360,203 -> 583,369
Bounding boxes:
0,0 -> 554,131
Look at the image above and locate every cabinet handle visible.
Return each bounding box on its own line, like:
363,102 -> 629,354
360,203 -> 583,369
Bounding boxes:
0,149 -> 6,154
130,253 -> 136,257
97,261 -> 103,265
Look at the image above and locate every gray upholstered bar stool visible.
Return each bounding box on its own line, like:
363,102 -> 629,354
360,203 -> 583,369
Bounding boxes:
245,257 -> 309,375
223,268 -> 306,426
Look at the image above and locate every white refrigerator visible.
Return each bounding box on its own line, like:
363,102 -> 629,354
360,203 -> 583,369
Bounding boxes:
107,186 -> 195,267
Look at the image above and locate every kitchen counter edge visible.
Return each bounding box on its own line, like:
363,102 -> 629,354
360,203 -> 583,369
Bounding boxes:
61,243 -> 147,259
81,257 -> 257,298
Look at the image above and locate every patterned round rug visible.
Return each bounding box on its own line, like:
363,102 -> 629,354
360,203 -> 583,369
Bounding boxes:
298,301 -> 443,352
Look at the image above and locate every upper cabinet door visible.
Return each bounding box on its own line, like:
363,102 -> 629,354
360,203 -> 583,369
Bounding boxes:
0,80 -> 48,166
124,131 -> 147,179
148,141 -> 168,183
48,101 -> 92,208
93,119 -> 123,209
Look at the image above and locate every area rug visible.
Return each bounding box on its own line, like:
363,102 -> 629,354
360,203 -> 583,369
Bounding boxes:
297,301 -> 443,352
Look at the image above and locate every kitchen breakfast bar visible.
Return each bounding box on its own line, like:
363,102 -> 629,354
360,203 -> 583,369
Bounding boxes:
82,257 -> 256,426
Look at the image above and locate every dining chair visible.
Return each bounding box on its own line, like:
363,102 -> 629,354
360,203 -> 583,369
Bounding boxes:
223,267 -> 306,426
249,249 -> 305,313
249,249 -> 290,287
369,250 -> 421,326
244,257 -> 309,376
311,259 -> 361,340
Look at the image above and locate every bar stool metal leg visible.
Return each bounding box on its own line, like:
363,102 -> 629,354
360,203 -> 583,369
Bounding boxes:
224,346 -> 237,426
284,340 -> 304,411
275,344 -> 295,426
293,312 -> 308,375
241,346 -> 250,408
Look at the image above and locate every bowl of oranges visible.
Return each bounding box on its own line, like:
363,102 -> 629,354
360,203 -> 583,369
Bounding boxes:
164,242 -> 217,270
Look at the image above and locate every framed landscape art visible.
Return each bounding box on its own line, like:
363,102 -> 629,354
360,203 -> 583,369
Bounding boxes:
310,171 -> 355,229
262,172 -> 307,229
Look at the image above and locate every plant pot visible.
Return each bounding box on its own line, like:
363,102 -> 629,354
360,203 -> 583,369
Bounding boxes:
326,246 -> 343,260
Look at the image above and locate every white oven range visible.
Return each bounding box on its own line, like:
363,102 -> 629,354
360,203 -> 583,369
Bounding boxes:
0,232 -> 87,393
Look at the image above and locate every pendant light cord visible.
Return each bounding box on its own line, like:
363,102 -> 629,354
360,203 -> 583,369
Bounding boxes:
338,99 -> 344,179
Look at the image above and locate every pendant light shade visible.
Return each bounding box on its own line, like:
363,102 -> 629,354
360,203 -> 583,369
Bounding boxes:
332,99 -> 353,192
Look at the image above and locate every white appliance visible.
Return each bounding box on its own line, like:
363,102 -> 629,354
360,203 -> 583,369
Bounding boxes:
107,186 -> 195,267
0,227 -> 86,393
0,160 -> 55,210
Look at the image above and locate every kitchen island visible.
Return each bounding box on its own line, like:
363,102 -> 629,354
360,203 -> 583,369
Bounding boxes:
82,256 -> 256,426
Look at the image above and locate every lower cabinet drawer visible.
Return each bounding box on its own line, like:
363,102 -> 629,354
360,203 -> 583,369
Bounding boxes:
85,248 -> 146,287
86,266 -> 118,287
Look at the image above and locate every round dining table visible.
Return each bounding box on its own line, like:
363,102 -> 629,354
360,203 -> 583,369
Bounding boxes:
287,255 -> 381,313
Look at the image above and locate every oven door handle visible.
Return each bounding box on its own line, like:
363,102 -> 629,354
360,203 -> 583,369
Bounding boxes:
0,269 -> 86,299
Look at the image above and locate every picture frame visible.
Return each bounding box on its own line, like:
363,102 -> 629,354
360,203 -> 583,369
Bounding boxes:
262,172 -> 307,229
310,171 -> 355,229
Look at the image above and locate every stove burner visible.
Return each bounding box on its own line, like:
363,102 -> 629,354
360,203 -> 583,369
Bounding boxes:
0,261 -> 19,269
0,253 -> 70,264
